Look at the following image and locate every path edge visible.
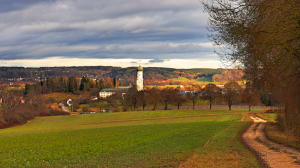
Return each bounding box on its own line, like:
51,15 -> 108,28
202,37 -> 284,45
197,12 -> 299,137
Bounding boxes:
263,122 -> 300,153
240,122 -> 269,168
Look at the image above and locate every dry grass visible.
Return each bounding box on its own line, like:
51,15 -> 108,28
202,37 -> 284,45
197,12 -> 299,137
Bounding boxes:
179,152 -> 246,168
265,123 -> 300,151
259,111 -> 300,151
179,121 -> 260,168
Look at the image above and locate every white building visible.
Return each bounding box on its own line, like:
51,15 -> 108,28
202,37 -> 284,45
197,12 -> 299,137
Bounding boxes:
136,65 -> 143,91
99,90 -> 113,99
99,88 -> 129,99
99,66 -> 144,99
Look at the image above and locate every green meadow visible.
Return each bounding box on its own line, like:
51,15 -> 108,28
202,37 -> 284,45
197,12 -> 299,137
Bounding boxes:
0,109 -> 261,168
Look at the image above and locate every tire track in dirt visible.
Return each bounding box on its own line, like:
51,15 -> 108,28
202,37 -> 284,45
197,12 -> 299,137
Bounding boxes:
243,117 -> 300,168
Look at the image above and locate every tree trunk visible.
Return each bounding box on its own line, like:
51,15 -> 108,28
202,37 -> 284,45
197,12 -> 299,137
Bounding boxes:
228,99 -> 232,111
164,101 -> 168,110
177,103 -> 180,110
284,103 -> 288,131
209,97 -> 212,110
248,105 -> 251,112
152,103 -> 157,111
192,100 -> 195,110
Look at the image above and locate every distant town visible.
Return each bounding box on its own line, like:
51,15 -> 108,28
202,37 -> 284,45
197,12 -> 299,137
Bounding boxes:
0,66 -> 244,88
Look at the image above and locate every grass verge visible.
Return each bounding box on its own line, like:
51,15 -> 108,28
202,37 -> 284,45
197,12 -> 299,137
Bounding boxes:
179,121 -> 261,168
265,123 -> 300,151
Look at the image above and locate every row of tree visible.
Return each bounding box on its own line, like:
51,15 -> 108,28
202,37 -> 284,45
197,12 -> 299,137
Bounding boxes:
203,0 -> 300,136
103,81 -> 260,112
25,76 -> 118,95
0,80 -> 261,128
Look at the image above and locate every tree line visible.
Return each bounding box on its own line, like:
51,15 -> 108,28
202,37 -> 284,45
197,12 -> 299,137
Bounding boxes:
0,88 -> 69,129
98,81 -> 261,112
203,0 -> 300,136
24,76 -> 118,95
0,76 -> 117,128
1,75 -> 264,129
24,77 -> 263,112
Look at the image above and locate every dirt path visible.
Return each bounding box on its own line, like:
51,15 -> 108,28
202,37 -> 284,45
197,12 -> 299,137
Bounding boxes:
243,116 -> 300,168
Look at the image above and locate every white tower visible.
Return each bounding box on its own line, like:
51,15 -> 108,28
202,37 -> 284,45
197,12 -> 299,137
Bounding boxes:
137,65 -> 143,91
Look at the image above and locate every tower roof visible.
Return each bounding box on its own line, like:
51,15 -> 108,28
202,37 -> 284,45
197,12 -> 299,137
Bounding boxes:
138,65 -> 143,71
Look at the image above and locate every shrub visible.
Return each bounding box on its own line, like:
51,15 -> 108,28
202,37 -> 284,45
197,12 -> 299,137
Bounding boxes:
82,107 -> 89,112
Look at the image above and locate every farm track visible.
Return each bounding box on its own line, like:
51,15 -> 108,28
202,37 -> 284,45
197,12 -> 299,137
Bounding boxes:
243,117 -> 300,168
80,114 -> 231,125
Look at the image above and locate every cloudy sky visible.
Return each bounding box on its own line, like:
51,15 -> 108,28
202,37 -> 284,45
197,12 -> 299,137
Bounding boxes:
0,0 -> 221,68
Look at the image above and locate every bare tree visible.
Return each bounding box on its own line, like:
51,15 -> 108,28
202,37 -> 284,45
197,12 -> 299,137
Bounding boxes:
173,89 -> 187,110
161,88 -> 176,110
201,84 -> 220,110
203,0 -> 300,135
124,87 -> 138,111
137,90 -> 148,111
147,88 -> 162,111
223,82 -> 241,111
241,87 -> 260,111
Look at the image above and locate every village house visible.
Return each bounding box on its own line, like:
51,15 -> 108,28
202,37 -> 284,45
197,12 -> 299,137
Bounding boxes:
99,66 -> 144,99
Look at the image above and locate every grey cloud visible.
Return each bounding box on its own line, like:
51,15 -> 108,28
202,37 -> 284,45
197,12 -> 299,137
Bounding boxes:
0,0 -> 56,13
0,0 -> 215,63
0,41 -> 215,60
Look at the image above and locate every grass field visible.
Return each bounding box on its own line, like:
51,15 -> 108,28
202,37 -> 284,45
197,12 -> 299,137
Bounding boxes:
0,109 -> 261,168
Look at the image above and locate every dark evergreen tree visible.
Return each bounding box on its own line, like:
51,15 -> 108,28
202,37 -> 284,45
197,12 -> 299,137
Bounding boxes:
24,84 -> 32,95
68,77 -> 78,93
79,76 -> 89,91
57,77 -> 67,92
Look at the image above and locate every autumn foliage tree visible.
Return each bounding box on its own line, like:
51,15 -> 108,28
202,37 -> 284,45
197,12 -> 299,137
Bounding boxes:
147,88 -> 162,110
124,87 -> 138,111
137,90 -> 148,111
0,87 -> 67,128
241,87 -> 260,111
223,82 -> 241,111
203,0 -> 300,136
186,91 -> 199,110
173,89 -> 187,110
201,84 -> 220,110
161,88 -> 176,110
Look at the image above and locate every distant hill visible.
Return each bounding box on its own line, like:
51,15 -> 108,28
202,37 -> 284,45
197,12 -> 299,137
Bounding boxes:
0,66 -> 243,86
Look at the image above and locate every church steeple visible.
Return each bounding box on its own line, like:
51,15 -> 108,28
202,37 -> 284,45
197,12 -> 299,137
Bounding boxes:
136,65 -> 143,91
138,65 -> 143,71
